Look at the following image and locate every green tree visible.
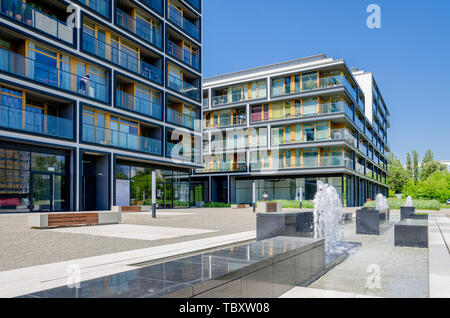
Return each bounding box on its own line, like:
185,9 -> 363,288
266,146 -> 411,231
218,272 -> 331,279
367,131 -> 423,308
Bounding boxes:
412,150 -> 419,183
406,153 -> 413,179
421,160 -> 447,181
387,152 -> 410,195
404,170 -> 450,203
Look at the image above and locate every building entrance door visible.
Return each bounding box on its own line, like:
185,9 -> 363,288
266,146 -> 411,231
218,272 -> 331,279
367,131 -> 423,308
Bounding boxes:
31,173 -> 53,212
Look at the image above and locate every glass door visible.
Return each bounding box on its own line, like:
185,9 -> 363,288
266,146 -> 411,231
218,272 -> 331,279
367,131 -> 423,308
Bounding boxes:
32,173 -> 52,212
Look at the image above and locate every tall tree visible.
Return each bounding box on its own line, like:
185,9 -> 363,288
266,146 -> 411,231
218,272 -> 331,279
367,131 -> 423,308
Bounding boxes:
412,150 -> 419,183
420,149 -> 447,180
387,152 -> 410,194
406,153 -> 413,179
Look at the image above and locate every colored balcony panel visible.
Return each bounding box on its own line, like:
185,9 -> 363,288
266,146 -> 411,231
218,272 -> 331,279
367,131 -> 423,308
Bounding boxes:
116,7 -> 162,49
0,0 -> 74,44
0,42 -> 109,102
0,85 -> 73,139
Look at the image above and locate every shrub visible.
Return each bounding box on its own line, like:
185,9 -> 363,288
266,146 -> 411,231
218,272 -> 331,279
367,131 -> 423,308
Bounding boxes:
204,202 -> 232,208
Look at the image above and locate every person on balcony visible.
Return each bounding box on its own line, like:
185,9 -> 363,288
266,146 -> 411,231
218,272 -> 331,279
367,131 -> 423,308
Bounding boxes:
79,74 -> 90,96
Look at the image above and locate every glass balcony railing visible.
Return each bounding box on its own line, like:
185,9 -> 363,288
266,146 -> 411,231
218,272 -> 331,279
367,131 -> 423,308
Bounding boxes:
82,30 -> 162,84
76,0 -> 110,18
0,0 -> 74,44
168,74 -> 200,101
116,90 -> 162,120
167,108 -> 200,131
0,104 -> 73,139
116,9 -> 162,48
271,75 -> 357,100
212,89 -> 267,107
167,39 -> 200,70
166,141 -> 200,163
251,101 -> 346,123
205,115 -> 246,128
0,47 -> 108,102
139,0 -> 162,14
168,5 -> 200,40
82,124 -> 162,155
202,98 -> 209,107
198,162 -> 247,173
250,156 -> 352,171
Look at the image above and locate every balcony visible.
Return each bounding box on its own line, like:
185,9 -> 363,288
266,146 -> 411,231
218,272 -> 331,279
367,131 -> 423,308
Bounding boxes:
0,47 -> 109,102
82,30 -> 162,84
167,107 -> 200,131
166,141 -> 200,163
76,0 -> 110,17
116,90 -> 162,120
203,97 -> 209,107
251,101 -> 347,123
139,0 -> 163,14
167,39 -> 200,71
0,0 -> 74,44
212,89 -> 267,107
116,9 -> 162,48
82,124 -> 162,155
198,162 -> 247,173
0,104 -> 73,139
168,4 -> 200,41
168,74 -> 200,101
271,75 -> 357,100
250,156 -> 352,171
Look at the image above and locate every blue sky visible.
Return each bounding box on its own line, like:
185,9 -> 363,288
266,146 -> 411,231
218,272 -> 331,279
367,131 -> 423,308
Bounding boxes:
202,0 -> 450,163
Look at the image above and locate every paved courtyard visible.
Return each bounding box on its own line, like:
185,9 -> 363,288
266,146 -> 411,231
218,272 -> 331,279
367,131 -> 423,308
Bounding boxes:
0,208 -> 256,271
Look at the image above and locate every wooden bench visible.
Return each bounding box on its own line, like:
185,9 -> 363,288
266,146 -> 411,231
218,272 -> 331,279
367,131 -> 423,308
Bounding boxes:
28,211 -> 121,229
48,213 -> 98,228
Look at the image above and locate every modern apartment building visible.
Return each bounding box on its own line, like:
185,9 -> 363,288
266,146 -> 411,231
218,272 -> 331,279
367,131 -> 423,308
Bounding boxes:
193,55 -> 390,207
0,0 -> 203,212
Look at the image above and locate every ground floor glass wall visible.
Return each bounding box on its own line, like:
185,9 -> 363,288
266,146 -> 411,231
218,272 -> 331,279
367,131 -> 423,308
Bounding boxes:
235,176 -> 345,206
0,146 -> 68,212
115,162 -> 190,208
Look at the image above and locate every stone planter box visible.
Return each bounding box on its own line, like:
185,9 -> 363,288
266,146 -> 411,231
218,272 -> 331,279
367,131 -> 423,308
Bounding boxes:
256,201 -> 282,213
28,211 -> 121,229
257,211 -> 314,241
400,206 -> 415,220
356,207 -> 389,235
395,219 -> 428,248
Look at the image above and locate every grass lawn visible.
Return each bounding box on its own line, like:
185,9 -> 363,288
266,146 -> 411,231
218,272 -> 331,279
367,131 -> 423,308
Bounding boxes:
364,198 -> 441,211
270,200 -> 315,209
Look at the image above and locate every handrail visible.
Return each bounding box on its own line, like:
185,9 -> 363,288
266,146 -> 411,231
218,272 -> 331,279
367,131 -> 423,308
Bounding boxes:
167,107 -> 200,131
167,39 -> 200,70
82,124 -> 162,155
0,103 -> 73,139
168,4 -> 200,40
168,74 -> 200,100
116,90 -> 162,119
82,29 -> 162,83
0,0 -> 74,44
116,8 -> 162,48
0,47 -> 108,102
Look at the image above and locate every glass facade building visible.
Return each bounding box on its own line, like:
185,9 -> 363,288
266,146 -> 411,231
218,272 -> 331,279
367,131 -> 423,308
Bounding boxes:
0,0 -> 202,213
193,55 -> 390,207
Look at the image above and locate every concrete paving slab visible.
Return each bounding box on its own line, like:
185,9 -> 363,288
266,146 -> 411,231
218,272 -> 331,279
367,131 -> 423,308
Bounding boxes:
47,224 -> 217,241
428,215 -> 450,298
0,231 -> 256,298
